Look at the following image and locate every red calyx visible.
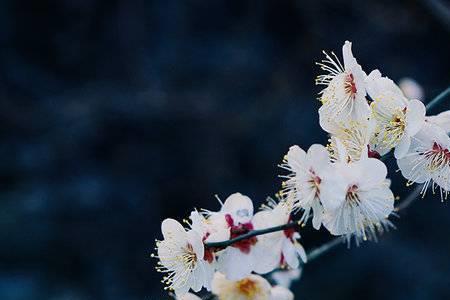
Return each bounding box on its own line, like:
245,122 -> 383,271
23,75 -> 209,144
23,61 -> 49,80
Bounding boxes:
225,214 -> 257,254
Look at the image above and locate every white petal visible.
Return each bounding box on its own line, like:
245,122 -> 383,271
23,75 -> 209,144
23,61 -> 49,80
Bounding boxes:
311,199 -> 324,230
161,218 -> 187,243
427,110 -> 450,134
186,230 -> 204,260
366,70 -> 407,106
286,145 -> 307,173
221,193 -> 254,224
217,247 -> 254,280
357,158 -> 388,189
252,237 -> 283,274
405,99 -> 426,136
394,136 -> 411,159
319,165 -> 348,212
307,144 -> 331,172
397,154 -> 429,184
190,263 -> 205,292
293,240 -> 307,263
282,239 -> 299,269
270,286 -> 294,300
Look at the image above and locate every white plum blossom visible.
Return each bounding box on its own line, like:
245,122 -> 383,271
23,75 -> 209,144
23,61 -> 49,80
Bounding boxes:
366,70 -> 426,158
397,123 -> 450,200
156,219 -> 214,296
212,272 -> 272,300
320,147 -> 395,243
426,110 -> 450,134
317,41 -> 371,133
280,144 -> 331,229
211,272 -> 295,300
216,193 -> 272,280
252,199 -> 307,272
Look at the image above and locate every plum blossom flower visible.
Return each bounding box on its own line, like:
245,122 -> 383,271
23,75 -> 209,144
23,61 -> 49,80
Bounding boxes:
188,210 -> 230,269
155,219 -> 214,296
280,144 -> 331,229
212,272 -> 294,300
320,147 -> 395,243
316,41 -> 371,133
397,123 -> 450,200
252,199 -> 307,272
366,70 -> 426,159
426,110 -> 450,134
212,272 -> 272,300
326,118 -> 379,162
216,193 -> 267,280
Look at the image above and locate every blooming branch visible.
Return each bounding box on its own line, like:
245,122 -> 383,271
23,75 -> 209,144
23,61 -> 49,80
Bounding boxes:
153,41 -> 450,299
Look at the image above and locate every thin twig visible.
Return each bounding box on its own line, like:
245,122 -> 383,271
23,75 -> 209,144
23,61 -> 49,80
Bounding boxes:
306,237 -> 343,262
425,86 -> 450,111
205,222 -> 299,249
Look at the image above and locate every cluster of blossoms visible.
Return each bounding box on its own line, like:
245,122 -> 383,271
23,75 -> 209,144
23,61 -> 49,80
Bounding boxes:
154,41 -> 450,299
154,193 -> 304,298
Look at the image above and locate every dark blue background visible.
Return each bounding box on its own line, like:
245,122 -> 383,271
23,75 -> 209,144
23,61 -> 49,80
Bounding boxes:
1,0 -> 450,299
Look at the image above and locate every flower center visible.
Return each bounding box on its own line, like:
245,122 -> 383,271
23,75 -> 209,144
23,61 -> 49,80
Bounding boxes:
183,243 -> 198,268
236,278 -> 259,297
202,233 -> 215,263
424,142 -> 450,171
379,108 -> 406,148
308,169 -> 321,196
283,216 -> 296,240
225,214 -> 257,254
344,73 -> 357,97
367,145 -> 381,159
346,184 -> 360,204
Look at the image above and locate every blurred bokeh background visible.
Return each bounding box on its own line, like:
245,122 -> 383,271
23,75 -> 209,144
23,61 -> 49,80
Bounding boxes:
1,0 -> 450,299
